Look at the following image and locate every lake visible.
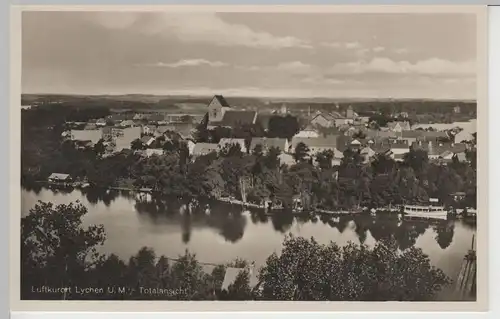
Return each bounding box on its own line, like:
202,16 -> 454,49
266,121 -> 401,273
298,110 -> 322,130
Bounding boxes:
21,187 -> 476,299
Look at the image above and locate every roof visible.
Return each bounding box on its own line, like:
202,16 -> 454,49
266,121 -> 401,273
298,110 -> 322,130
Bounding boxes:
390,141 -> 411,149
365,129 -> 400,139
192,143 -> 218,156
388,121 -> 411,130
70,129 -> 102,144
120,120 -> 135,126
213,110 -> 257,127
141,136 -> 155,144
311,113 -> 335,122
255,113 -> 273,130
402,130 -> 425,138
279,153 -> 296,166
250,137 -> 288,152
213,95 -> 231,107
221,266 -> 259,291
291,135 -> 339,150
48,173 -> 71,180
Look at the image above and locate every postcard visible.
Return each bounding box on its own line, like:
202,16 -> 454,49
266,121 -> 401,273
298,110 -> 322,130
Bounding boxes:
10,4 -> 488,312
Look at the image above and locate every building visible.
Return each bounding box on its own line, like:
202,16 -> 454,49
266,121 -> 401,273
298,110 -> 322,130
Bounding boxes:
118,120 -> 136,128
310,113 -> 336,128
191,143 -> 219,157
145,148 -> 164,157
141,136 -> 155,147
278,153 -> 296,167
387,121 -> 411,132
290,135 -> 340,156
454,105 -> 461,114
110,126 -> 142,152
454,130 -> 474,144
249,137 -> 289,154
96,118 -> 107,127
207,95 -> 232,123
389,140 -> 411,156
70,129 -> 102,145
218,138 -> 247,153
48,173 -> 72,183
294,127 -> 320,138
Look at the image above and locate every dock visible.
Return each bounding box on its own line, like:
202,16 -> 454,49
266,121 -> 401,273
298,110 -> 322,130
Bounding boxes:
454,235 -> 477,300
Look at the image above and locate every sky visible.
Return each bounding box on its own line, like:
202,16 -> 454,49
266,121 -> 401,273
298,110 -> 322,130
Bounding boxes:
22,11 -> 477,100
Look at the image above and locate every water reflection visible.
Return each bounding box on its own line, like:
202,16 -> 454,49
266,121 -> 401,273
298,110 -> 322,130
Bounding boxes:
24,186 -> 472,252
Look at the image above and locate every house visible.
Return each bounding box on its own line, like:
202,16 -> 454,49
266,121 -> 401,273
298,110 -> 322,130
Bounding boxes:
345,105 -> 357,119
114,126 -> 142,152
141,136 -> 155,147
389,140 -> 411,156
387,121 -> 411,132
454,130 -> 474,144
310,113 -> 336,128
207,94 -> 232,124
84,123 -> 98,130
186,140 -> 196,155
48,173 -> 72,183
360,146 -> 376,163
294,127 -> 320,138
145,148 -> 164,157
290,135 -> 339,156
401,130 -> 424,145
249,137 -> 289,154
364,129 -> 400,140
96,118 -> 107,127
278,153 -> 296,167
218,138 -> 247,153
450,192 -> 466,201
209,110 -> 257,129
70,129 -> 103,145
334,118 -> 355,127
191,143 -> 219,157
454,106 -> 461,114
142,125 -> 156,135
455,152 -> 468,163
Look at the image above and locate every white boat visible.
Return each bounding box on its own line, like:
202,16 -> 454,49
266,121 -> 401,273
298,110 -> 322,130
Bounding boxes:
403,204 -> 448,220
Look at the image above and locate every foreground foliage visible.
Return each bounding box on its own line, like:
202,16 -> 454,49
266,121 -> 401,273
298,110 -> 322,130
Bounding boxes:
21,201 -> 451,301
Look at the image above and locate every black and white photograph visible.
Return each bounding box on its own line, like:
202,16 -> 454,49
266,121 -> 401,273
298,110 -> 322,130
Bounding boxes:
15,6 -> 486,307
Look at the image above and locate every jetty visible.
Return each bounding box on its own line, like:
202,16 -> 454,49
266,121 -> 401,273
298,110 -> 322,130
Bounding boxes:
454,235 -> 477,300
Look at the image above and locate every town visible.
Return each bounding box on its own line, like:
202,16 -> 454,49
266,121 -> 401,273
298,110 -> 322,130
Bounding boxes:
22,94 -> 477,218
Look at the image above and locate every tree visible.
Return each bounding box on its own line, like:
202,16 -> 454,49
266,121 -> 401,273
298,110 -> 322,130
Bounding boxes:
257,235 -> 450,301
226,269 -> 253,300
268,115 -> 300,139
131,138 -> 144,151
93,139 -> 105,157
315,149 -> 334,170
21,201 -> 106,299
293,142 -> 309,163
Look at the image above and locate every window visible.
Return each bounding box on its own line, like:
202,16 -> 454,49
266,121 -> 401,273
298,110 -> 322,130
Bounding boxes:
212,110 -> 217,118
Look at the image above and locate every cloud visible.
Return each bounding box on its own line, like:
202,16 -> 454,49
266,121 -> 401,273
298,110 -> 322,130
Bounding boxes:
93,12 -> 312,50
345,42 -> 361,49
373,46 -> 385,53
394,48 -> 409,54
330,57 -> 475,76
139,59 -> 228,68
276,61 -> 312,73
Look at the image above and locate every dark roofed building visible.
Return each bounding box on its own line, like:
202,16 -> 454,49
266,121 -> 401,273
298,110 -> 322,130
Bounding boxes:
214,94 -> 230,107
211,110 -> 257,128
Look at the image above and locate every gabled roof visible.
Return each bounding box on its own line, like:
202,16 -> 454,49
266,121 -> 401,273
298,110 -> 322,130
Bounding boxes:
192,143 -> 218,156
48,173 -> 71,180
402,130 -> 425,138
141,136 -> 155,145
213,95 -> 230,107
250,137 -> 288,152
388,121 -> 411,130
211,110 -> 257,127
